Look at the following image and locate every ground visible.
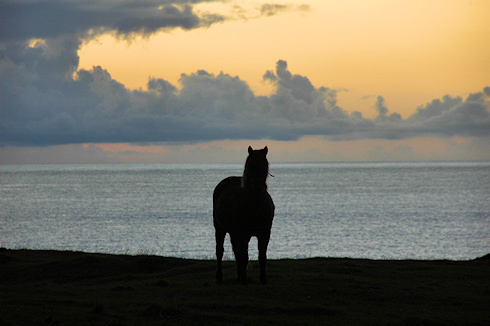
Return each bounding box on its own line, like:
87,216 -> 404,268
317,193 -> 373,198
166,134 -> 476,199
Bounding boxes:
1,249 -> 489,325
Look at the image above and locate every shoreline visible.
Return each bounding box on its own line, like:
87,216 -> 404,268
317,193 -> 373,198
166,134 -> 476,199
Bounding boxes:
1,249 -> 489,325
1,247 -> 486,262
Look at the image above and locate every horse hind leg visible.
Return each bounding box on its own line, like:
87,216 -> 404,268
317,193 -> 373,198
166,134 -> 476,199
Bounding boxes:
215,228 -> 226,284
239,239 -> 249,285
258,234 -> 270,285
231,234 -> 249,285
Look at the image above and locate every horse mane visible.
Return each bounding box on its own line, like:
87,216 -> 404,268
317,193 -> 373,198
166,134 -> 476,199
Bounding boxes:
241,146 -> 269,192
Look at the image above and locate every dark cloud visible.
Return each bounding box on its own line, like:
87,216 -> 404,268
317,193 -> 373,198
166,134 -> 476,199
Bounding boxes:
408,94 -> 490,137
0,0 -> 225,42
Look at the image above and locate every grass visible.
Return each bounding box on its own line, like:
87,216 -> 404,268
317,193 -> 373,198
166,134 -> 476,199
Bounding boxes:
1,248 -> 489,325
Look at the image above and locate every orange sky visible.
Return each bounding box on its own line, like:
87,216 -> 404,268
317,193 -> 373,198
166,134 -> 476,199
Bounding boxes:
79,0 -> 490,119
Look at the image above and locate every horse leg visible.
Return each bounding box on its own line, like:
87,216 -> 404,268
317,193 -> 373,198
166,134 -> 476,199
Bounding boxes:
215,228 -> 226,284
239,237 -> 249,285
258,233 -> 270,285
231,234 -> 249,285
230,234 -> 242,282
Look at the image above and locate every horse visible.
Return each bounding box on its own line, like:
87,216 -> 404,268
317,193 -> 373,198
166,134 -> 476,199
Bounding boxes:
213,146 -> 275,285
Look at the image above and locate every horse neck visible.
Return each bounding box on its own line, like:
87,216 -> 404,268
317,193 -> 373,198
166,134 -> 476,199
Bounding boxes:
241,155 -> 269,196
241,174 -> 267,196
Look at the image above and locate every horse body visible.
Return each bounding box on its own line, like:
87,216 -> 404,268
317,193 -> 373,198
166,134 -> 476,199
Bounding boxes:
213,146 -> 275,285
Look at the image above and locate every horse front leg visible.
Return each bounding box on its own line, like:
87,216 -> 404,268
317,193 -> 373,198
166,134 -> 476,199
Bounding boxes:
258,233 -> 270,285
215,229 -> 226,284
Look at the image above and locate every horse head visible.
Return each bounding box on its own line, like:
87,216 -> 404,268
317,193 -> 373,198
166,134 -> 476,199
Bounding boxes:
241,146 -> 269,193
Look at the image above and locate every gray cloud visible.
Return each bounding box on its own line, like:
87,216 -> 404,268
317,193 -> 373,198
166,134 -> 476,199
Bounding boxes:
260,4 -> 290,16
1,40 -> 489,147
0,0 -> 225,42
408,94 -> 490,137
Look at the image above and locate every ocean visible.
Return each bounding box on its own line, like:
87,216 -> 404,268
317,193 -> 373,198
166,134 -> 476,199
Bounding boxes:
1,162 -> 489,260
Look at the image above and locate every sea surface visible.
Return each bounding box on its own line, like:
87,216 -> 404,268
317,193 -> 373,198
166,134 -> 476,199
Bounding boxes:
1,162 -> 489,260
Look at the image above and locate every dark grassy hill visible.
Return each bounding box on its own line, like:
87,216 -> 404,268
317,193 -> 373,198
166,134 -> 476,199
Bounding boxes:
1,249 -> 488,325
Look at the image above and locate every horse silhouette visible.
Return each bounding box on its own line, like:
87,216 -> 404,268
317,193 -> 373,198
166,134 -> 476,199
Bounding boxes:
213,146 -> 275,285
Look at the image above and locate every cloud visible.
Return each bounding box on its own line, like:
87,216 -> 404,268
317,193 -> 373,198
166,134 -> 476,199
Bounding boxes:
0,1 -> 489,147
407,94 -> 490,137
1,0 -> 310,43
259,3 -> 310,17
0,0 -> 226,42
260,4 -> 290,16
1,40 -> 489,147
229,2 -> 310,21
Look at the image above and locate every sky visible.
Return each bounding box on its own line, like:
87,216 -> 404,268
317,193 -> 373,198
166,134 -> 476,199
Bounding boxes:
1,0 -> 489,164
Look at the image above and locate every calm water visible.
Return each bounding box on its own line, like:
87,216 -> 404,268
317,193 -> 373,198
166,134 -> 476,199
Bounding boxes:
1,162 -> 489,260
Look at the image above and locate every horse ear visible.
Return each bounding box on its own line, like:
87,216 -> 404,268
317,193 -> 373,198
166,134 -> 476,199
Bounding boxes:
264,146 -> 268,155
248,146 -> 253,154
